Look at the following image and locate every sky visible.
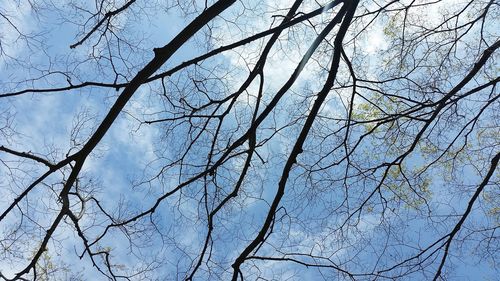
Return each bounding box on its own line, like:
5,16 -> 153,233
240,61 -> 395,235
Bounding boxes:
0,0 -> 499,280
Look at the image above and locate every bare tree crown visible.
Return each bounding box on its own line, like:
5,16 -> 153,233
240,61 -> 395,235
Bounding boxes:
0,0 -> 498,280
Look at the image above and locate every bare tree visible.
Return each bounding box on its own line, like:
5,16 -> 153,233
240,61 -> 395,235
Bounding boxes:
0,0 -> 498,280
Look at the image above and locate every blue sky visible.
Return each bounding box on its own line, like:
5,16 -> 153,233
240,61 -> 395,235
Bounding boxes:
0,0 -> 499,280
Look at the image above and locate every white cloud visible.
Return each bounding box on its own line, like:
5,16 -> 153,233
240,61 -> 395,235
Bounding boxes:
0,0 -> 36,67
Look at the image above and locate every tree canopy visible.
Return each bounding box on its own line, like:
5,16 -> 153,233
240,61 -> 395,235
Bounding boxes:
0,0 -> 498,280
